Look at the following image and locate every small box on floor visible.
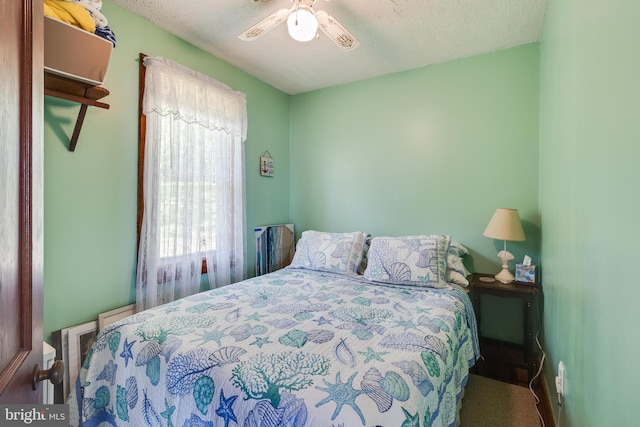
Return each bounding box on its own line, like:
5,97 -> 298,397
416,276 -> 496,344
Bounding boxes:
515,264 -> 536,284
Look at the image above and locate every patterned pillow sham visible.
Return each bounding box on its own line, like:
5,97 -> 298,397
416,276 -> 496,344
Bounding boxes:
357,233 -> 372,275
447,242 -> 471,286
288,230 -> 368,276
447,270 -> 469,287
363,234 -> 451,288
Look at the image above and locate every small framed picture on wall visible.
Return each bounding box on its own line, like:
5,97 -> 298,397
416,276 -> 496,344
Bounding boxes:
260,152 -> 274,177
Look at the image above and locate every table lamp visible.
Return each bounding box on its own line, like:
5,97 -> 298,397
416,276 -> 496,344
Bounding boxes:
483,208 -> 526,283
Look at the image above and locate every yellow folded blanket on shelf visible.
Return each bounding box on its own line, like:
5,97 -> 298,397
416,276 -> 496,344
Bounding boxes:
44,0 -> 96,33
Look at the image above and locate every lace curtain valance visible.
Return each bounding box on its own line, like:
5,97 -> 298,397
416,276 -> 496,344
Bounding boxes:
142,56 -> 247,138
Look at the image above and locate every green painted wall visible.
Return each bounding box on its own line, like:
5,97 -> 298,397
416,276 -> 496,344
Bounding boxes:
539,0 -> 640,425
290,44 -> 540,271
289,44 -> 541,343
43,1 -> 291,341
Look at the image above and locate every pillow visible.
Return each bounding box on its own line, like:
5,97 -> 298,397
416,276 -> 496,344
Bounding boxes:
363,234 -> 451,288
447,269 -> 469,287
289,230 -> 368,276
447,241 -> 470,286
448,241 -> 469,259
357,233 -> 372,275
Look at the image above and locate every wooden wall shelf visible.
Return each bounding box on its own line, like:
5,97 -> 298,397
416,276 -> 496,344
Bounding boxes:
44,71 -> 110,152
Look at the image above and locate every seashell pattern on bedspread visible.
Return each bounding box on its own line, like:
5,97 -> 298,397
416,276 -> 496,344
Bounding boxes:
68,268 -> 479,427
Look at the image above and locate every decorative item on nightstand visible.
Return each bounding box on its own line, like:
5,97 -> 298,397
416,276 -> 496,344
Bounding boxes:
483,208 -> 526,284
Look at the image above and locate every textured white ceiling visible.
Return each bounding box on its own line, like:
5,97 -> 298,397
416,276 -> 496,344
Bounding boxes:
110,0 -> 547,95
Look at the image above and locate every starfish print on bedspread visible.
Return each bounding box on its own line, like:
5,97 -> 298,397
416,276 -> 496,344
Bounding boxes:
215,389 -> 238,427
249,336 -> 272,348
401,407 -> 421,427
315,372 -> 370,425
119,338 -> 136,367
191,326 -> 229,347
314,316 -> 333,326
358,347 -> 389,363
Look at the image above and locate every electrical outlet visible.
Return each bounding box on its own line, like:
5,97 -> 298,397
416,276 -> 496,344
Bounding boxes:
556,361 -> 566,396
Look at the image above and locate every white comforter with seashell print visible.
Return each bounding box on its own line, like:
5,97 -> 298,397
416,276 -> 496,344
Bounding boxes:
68,268 -> 479,427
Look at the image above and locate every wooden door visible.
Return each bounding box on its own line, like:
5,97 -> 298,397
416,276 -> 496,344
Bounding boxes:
0,0 -> 45,403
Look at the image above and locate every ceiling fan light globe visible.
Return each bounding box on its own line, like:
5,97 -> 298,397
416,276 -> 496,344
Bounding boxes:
287,7 -> 318,42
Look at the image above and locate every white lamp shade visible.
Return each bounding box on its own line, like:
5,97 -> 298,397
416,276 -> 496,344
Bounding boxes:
287,7 -> 318,42
483,208 -> 526,242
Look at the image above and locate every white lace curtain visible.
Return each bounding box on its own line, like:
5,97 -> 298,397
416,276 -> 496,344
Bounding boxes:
136,56 -> 247,311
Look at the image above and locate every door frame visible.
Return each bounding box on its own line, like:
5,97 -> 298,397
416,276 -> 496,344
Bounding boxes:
0,0 -> 44,403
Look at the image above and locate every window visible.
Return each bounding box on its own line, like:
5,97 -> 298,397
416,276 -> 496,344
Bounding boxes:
136,54 -> 247,310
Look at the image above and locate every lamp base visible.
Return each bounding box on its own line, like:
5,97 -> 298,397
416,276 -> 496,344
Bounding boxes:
495,267 -> 515,284
494,249 -> 515,283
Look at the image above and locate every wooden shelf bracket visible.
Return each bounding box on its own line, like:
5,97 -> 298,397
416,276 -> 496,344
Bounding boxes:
44,71 -> 110,151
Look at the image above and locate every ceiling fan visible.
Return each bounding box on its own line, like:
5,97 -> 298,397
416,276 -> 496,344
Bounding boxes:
239,0 -> 359,51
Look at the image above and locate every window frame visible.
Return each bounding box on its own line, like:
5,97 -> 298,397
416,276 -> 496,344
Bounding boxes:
137,52 -> 209,274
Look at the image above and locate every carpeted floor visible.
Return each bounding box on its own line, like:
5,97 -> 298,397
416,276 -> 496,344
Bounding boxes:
459,374 -> 541,427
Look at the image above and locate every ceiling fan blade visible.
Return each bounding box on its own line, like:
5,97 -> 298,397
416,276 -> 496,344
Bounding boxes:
239,8 -> 291,41
316,10 -> 359,51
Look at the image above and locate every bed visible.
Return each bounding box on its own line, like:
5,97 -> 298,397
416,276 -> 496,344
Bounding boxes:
68,231 -> 479,427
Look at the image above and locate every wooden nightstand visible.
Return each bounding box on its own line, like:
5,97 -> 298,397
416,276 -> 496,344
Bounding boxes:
468,272 -> 541,382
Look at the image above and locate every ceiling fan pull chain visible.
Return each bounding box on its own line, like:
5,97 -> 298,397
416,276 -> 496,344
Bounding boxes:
293,0 -> 300,25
